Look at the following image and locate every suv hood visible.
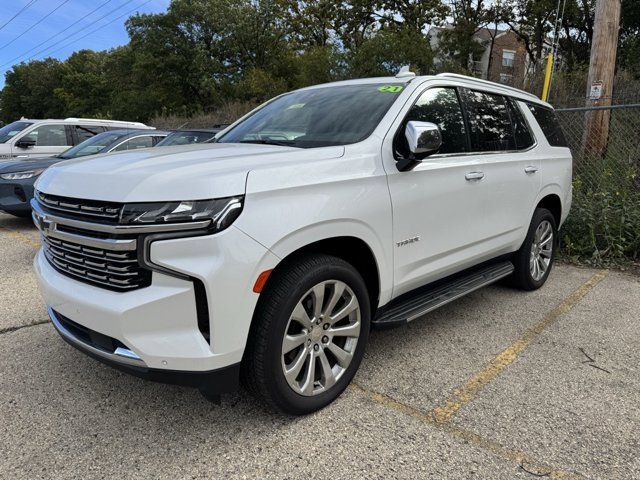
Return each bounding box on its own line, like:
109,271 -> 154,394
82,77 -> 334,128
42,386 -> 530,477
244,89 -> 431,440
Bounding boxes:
36,143 -> 344,202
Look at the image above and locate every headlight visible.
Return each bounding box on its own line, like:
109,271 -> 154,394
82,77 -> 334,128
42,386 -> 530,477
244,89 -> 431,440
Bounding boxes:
0,169 -> 45,180
120,196 -> 243,231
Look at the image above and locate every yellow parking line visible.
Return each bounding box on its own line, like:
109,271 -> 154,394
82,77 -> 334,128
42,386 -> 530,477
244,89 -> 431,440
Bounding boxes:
0,225 -> 40,249
350,383 -> 583,479
428,269 -> 609,424
349,270 -> 609,479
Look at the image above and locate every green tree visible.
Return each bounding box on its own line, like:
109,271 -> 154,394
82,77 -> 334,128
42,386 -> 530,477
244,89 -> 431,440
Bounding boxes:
54,50 -> 111,117
437,0 -> 494,72
503,0 -> 557,67
0,59 -> 66,122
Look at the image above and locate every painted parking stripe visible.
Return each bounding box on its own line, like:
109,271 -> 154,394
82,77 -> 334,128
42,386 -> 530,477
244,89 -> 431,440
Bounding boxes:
428,270 -> 609,424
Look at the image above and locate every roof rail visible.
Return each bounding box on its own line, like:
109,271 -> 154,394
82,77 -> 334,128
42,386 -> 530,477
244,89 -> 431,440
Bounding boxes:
64,118 -> 148,127
435,73 -> 540,101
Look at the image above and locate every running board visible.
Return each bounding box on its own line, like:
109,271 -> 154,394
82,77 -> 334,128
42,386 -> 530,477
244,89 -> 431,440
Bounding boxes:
372,261 -> 514,329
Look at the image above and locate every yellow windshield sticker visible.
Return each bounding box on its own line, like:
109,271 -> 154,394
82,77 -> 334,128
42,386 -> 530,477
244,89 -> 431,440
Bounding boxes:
378,85 -> 404,93
287,103 -> 306,109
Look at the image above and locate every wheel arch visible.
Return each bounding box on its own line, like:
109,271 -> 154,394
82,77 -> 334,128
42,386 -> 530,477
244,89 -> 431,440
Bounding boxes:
264,235 -> 382,317
536,193 -> 562,227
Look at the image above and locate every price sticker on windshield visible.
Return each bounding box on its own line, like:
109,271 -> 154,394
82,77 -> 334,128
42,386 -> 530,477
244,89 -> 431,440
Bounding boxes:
378,85 -> 404,93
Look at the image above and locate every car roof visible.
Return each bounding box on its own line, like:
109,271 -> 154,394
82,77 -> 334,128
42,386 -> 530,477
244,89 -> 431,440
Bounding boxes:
168,129 -> 223,133
105,129 -> 169,136
17,118 -> 153,128
296,72 -> 552,109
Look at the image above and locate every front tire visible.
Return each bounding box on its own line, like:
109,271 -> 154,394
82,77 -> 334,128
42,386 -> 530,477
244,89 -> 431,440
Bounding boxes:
511,208 -> 558,290
242,254 -> 370,415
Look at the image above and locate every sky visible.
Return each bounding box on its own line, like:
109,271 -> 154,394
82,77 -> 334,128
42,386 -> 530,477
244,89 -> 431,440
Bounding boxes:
0,0 -> 170,88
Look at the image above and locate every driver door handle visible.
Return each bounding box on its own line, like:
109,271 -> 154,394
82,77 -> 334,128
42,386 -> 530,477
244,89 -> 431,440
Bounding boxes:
524,165 -> 539,174
465,171 -> 485,181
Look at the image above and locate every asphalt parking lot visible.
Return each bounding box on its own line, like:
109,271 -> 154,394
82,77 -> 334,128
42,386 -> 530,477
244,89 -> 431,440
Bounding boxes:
1,212 -> 638,480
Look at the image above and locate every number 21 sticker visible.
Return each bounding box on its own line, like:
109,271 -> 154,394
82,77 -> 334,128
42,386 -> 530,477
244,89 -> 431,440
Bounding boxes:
378,85 -> 404,93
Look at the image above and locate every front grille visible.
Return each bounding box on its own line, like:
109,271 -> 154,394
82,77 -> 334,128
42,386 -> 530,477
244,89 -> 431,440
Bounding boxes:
42,235 -> 151,291
36,191 -> 122,222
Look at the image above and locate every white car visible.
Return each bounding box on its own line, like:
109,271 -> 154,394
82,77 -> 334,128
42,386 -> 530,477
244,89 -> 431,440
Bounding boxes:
0,117 -> 153,160
32,72 -> 572,415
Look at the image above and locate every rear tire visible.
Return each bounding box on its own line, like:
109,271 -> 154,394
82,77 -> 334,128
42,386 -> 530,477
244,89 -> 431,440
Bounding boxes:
242,254 -> 370,415
511,208 -> 557,290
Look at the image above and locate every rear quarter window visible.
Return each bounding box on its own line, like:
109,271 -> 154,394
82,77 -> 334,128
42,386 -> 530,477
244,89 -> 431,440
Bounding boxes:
526,103 -> 568,147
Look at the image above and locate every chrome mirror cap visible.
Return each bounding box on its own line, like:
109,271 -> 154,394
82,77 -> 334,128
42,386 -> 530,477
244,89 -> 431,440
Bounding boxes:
405,121 -> 442,156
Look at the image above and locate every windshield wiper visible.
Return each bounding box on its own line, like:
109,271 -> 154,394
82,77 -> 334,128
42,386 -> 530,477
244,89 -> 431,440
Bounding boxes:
239,139 -> 298,147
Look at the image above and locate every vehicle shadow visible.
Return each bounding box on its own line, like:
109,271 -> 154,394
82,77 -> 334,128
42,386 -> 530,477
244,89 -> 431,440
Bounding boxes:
0,213 -> 34,229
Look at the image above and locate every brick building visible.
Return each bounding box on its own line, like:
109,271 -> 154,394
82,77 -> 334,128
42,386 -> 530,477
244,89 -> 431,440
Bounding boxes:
429,26 -> 529,88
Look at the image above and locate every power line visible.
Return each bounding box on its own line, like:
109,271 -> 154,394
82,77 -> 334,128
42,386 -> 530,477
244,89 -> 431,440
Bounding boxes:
0,0 -> 40,33
40,0 -> 153,59
0,0 -> 72,52
0,0 -> 114,69
22,0 -> 135,63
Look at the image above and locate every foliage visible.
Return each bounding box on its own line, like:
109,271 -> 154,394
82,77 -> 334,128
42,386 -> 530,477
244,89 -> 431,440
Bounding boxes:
562,184 -> 640,265
1,0 -> 640,124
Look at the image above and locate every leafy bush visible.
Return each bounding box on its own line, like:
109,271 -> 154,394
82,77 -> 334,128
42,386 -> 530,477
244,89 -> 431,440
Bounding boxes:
561,180 -> 640,265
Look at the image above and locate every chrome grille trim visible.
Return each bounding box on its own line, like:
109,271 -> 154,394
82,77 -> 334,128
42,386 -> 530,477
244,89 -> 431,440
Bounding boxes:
36,191 -> 121,220
44,227 -> 137,251
43,237 -> 137,264
43,243 -> 149,291
33,197 -> 210,234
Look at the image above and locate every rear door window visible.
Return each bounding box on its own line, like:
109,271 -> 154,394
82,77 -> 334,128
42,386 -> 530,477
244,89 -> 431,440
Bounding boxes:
507,99 -> 535,150
526,103 -> 568,147
75,125 -> 104,144
462,89 -> 516,152
112,136 -> 154,152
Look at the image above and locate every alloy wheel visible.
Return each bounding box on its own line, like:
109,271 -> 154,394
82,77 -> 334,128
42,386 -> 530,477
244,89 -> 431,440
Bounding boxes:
529,219 -> 554,281
281,280 -> 361,396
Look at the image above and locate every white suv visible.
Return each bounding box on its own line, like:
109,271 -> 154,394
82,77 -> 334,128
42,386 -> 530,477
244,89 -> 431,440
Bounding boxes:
0,118 -> 153,159
32,72 -> 572,414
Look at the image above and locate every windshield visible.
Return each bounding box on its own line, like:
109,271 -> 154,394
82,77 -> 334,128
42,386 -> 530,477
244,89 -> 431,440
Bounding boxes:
156,131 -> 216,146
217,83 -> 405,148
0,121 -> 33,143
58,131 -> 129,159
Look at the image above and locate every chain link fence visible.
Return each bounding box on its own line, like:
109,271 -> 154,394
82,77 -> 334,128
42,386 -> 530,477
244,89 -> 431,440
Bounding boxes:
555,104 -> 640,263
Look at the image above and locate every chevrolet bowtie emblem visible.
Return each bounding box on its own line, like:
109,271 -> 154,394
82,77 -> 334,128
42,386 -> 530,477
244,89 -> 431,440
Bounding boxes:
33,211 -> 54,233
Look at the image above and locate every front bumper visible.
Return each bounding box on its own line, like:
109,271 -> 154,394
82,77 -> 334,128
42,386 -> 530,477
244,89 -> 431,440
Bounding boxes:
0,177 -> 36,215
48,307 -> 241,392
35,224 -> 280,374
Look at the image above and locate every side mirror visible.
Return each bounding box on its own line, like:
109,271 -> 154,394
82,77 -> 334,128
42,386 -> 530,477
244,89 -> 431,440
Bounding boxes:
15,137 -> 36,149
405,121 -> 442,156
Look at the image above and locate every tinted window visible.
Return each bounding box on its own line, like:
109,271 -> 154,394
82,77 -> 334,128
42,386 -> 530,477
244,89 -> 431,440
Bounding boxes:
112,136 -> 153,151
462,90 -> 515,151
58,131 -> 129,159
402,87 -> 468,154
507,99 -> 534,150
27,124 -> 69,146
157,131 -> 215,146
0,121 -> 33,143
526,103 -> 567,147
218,84 -> 404,148
75,125 -> 103,143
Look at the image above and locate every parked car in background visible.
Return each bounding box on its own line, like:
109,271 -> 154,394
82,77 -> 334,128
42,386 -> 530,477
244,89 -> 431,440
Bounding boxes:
156,128 -> 224,147
32,72 -> 572,414
0,129 -> 168,217
0,118 -> 153,160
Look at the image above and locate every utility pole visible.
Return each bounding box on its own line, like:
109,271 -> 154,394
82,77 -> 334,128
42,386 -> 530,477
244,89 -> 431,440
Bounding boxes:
583,0 -> 622,156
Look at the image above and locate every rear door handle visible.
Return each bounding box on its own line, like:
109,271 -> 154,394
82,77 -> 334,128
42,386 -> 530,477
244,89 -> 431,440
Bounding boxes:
524,166 -> 539,174
465,171 -> 485,181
